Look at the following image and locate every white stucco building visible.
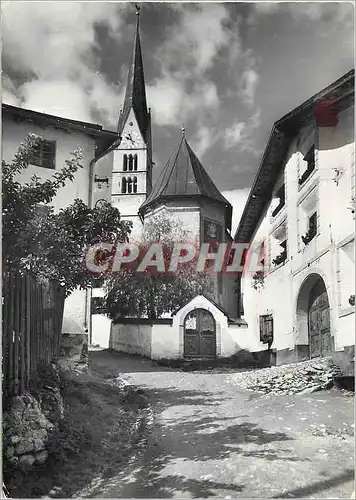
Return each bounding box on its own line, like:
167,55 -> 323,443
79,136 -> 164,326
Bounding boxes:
2,104 -> 117,344
235,70 -> 355,374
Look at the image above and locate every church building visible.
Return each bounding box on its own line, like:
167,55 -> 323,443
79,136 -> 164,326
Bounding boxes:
2,9 -> 353,369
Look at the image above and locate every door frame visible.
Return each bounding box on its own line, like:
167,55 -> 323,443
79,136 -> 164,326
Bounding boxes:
307,278 -> 331,359
183,308 -> 217,358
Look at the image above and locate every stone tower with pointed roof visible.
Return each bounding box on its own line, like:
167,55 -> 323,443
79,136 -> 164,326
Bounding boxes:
110,8 -> 152,238
140,131 -> 234,310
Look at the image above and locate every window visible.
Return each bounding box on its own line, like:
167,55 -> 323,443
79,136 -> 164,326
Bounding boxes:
299,146 -> 315,186
272,185 -> 285,217
302,212 -> 317,245
259,314 -> 273,345
30,140 -> 56,169
127,177 -> 133,194
128,155 -> 134,171
272,239 -> 287,266
122,176 -> 137,194
134,154 -> 138,171
308,212 -> 317,238
123,155 -> 128,171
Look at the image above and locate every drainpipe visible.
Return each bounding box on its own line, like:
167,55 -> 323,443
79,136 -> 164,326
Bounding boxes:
84,155 -> 97,340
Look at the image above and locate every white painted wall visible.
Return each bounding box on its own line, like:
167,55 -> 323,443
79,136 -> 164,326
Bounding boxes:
242,104 -> 355,359
91,314 -> 112,348
109,322 -> 152,357
110,295 -> 251,361
2,116 -> 96,211
2,115 -> 98,336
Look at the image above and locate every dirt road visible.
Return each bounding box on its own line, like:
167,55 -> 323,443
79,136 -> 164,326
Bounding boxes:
87,350 -> 354,499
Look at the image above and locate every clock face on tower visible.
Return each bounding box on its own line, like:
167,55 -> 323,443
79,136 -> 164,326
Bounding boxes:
121,128 -> 142,149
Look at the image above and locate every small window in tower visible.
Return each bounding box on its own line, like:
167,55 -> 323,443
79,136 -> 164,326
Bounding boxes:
127,177 -> 133,194
128,155 -> 133,171
134,154 -> 138,171
123,154 -> 128,172
133,176 -> 138,193
122,177 -> 127,194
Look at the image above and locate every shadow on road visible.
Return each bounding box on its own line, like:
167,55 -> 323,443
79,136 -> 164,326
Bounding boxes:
87,350 -> 353,499
273,469 -> 355,498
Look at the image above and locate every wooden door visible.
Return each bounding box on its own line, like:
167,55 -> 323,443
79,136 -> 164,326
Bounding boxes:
308,279 -> 331,358
184,309 -> 216,358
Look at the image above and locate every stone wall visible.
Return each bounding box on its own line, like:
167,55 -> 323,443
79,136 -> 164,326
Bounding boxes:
3,363 -> 65,471
4,394 -> 55,470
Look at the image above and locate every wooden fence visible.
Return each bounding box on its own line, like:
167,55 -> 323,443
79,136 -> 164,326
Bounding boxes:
2,269 -> 65,398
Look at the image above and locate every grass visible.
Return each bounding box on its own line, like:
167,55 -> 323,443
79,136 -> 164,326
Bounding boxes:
4,371 -> 148,498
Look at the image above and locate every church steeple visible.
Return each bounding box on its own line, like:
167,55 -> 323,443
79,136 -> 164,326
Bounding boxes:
118,6 -> 150,143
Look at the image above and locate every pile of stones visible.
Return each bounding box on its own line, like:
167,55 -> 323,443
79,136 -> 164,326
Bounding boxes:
228,357 -> 343,395
3,362 -> 65,471
3,394 -> 55,470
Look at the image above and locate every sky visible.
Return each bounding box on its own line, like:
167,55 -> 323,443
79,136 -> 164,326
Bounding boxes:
2,1 -> 354,234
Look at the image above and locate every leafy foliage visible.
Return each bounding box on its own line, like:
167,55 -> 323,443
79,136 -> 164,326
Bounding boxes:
2,134 -> 131,296
106,212 -> 214,319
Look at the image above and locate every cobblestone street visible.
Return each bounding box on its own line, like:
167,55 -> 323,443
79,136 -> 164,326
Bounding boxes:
87,350 -> 354,499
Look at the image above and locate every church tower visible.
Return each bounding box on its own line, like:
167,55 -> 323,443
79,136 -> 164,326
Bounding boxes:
111,7 -> 152,239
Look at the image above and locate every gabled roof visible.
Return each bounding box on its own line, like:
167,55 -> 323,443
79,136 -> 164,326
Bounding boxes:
139,135 -> 233,230
117,14 -> 150,142
172,294 -> 247,325
234,69 -> 354,243
2,103 -> 118,158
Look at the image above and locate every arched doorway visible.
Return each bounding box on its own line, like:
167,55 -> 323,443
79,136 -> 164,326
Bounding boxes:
296,274 -> 333,359
184,308 -> 216,358
308,279 -> 332,358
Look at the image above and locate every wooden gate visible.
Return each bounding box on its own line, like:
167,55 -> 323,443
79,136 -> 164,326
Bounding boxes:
308,279 -> 332,358
184,309 -> 216,358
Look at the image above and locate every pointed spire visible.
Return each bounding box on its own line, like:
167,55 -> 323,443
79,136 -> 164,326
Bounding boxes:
118,5 -> 149,140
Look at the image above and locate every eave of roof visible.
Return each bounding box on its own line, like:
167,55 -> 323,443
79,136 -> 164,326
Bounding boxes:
234,69 -> 355,243
2,103 -> 118,141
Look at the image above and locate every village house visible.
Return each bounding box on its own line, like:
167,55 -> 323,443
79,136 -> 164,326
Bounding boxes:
2,9 -> 354,369
235,69 -> 355,374
2,103 -> 118,352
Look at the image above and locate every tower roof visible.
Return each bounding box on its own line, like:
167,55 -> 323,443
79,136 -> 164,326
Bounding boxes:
139,135 -> 232,230
118,10 -> 150,141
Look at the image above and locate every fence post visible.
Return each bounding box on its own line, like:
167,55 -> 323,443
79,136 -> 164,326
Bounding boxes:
20,272 -> 26,394
13,271 -> 20,396
25,274 -> 31,389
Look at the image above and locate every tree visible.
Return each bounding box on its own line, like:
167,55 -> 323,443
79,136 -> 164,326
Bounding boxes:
2,134 -> 132,296
105,212 -> 214,319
